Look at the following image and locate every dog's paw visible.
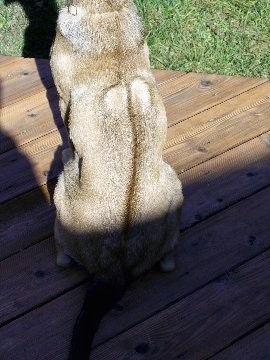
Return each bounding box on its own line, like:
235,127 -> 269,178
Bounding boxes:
159,253 -> 176,272
56,252 -> 74,268
62,148 -> 73,164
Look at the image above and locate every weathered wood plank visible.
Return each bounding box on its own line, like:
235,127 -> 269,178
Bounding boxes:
0,182 -> 55,261
0,236 -> 88,326
90,250 -> 270,360
0,87 -> 62,154
211,323 -> 270,360
0,284 -> 84,360
0,56 -> 21,67
0,58 -> 54,108
165,79 -> 270,149
164,82 -> 270,173
180,133 -> 270,228
162,73 -> 267,127
0,186 -> 269,358
0,130 -> 67,204
152,68 -> 185,85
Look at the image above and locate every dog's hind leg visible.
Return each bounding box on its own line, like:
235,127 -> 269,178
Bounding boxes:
62,147 -> 73,164
54,217 -> 74,268
159,191 -> 183,273
56,244 -> 74,268
159,252 -> 176,272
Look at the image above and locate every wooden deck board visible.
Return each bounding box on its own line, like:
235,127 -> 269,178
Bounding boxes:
0,183 -> 55,261
0,56 -> 21,68
90,251 -> 270,360
0,55 -> 269,359
0,87 -> 61,153
211,323 -> 270,360
164,83 -> 270,172
0,236 -> 88,327
180,133 -> 270,228
165,80 -> 270,149
1,186 -> 270,358
0,58 -> 54,108
163,73 -> 267,126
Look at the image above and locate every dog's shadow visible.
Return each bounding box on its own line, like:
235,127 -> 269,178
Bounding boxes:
4,0 -> 58,59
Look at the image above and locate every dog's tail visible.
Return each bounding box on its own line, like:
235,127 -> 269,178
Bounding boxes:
68,277 -> 127,360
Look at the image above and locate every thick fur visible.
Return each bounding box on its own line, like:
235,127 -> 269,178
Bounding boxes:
51,0 -> 184,357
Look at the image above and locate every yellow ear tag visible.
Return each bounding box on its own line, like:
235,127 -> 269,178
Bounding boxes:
68,5 -> 77,15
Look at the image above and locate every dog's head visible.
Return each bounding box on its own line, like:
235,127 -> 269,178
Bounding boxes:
66,0 -> 128,13
58,0 -> 144,55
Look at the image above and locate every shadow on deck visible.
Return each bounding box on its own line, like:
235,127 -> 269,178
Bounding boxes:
0,56 -> 269,359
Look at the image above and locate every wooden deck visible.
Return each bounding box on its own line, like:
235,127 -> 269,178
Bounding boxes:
0,55 -> 270,360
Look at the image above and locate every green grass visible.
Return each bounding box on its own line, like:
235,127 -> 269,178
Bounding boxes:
0,0 -> 269,77
0,0 -> 60,58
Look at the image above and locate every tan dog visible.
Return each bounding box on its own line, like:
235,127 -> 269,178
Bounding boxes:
50,0 -> 183,358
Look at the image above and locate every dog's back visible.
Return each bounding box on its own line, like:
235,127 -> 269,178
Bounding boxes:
51,0 -> 183,280
51,1 -> 184,357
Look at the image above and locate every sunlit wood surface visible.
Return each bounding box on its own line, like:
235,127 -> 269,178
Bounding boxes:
0,55 -> 270,360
